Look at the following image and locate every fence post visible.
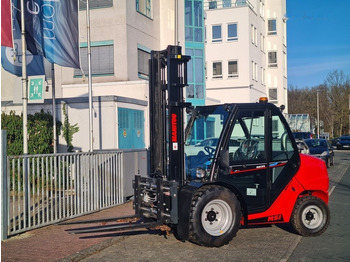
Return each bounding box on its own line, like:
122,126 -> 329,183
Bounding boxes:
1,130 -> 8,240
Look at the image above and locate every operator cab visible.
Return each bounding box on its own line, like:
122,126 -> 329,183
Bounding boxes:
185,102 -> 300,213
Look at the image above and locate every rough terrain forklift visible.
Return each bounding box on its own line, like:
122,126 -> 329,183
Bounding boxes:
67,45 -> 330,247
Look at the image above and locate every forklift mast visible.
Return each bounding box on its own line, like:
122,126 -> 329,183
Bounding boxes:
149,45 -> 191,185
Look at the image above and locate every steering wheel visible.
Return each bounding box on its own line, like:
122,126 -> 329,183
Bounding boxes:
204,146 -> 215,158
234,139 -> 259,160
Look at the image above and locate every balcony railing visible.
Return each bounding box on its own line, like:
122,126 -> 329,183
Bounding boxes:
204,0 -> 254,10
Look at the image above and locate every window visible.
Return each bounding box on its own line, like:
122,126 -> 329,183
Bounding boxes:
212,25 -> 222,42
271,114 -> 294,161
138,48 -> 150,78
196,84 -> 204,98
74,42 -> 114,76
260,34 -> 265,52
227,23 -> 238,41
79,0 -> 112,9
228,60 -> 238,77
259,0 -> 264,18
229,111 -> 266,163
136,0 -> 152,19
223,0 -> 231,8
252,61 -> 258,81
213,62 -> 222,78
185,0 -> 203,42
283,52 -> 287,77
268,19 -> 277,35
187,85 -> 194,98
186,48 -> 205,99
209,1 -> 217,9
261,67 -> 266,85
269,88 -> 277,101
185,1 -> 193,41
283,19 -> 287,46
251,24 -> 257,45
236,0 -> 247,6
268,51 -> 277,67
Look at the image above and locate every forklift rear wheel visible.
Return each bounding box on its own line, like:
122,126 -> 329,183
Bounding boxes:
189,185 -> 241,247
290,195 -> 330,236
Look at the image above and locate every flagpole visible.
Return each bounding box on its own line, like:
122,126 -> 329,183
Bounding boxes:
20,0 -> 29,223
20,0 -> 28,154
86,0 -> 93,152
51,63 -> 57,154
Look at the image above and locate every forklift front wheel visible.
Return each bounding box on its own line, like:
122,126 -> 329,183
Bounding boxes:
189,185 -> 241,247
290,195 -> 330,236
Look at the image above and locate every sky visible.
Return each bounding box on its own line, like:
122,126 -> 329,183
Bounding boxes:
287,0 -> 350,88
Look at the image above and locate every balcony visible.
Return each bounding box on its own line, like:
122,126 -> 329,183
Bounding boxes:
204,0 -> 253,10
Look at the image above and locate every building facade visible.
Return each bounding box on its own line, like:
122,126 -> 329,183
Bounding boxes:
1,0 -> 287,153
204,0 -> 287,110
2,0 -> 187,152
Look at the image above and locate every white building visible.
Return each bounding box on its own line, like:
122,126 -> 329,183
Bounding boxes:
1,0 -> 185,152
1,0 -> 288,153
204,0 -> 287,110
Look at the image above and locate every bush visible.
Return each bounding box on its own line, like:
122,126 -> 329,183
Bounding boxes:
1,110 -> 62,155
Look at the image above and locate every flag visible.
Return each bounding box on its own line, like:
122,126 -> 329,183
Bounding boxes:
1,0 -> 45,76
20,0 -> 80,69
1,0 -> 13,47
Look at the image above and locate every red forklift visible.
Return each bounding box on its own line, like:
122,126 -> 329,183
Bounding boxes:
68,46 -> 330,247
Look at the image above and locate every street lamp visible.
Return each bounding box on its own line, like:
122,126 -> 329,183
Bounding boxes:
317,90 -> 320,139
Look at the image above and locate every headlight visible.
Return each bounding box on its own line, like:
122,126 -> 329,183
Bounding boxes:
321,151 -> 328,156
196,168 -> 207,178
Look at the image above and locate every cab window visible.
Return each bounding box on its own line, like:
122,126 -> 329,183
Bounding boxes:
229,111 -> 266,164
271,115 -> 294,161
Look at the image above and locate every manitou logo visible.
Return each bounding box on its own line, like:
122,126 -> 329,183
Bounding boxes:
171,113 -> 177,142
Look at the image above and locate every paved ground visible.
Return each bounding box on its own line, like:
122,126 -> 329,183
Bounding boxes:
1,201 -> 135,262
2,150 -> 349,262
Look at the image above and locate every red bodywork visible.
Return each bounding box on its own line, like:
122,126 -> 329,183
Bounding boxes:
247,153 -> 329,225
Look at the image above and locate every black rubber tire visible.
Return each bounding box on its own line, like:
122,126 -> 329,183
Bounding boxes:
189,185 -> 241,247
330,156 -> 334,166
290,195 -> 330,237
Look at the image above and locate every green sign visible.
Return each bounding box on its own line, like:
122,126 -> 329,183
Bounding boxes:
28,75 -> 45,103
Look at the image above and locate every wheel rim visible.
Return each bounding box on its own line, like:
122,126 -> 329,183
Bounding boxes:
201,199 -> 232,236
301,205 -> 324,229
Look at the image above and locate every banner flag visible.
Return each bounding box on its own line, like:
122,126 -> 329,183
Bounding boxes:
1,0 -> 13,47
20,0 -> 80,69
1,0 -> 45,76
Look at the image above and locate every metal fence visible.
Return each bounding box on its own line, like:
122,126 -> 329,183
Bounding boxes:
4,151 -> 127,237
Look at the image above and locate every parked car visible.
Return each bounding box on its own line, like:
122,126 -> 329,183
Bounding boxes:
331,137 -> 339,148
292,132 -> 313,141
296,141 -> 310,154
185,137 -> 219,156
185,137 -> 240,156
304,139 -> 334,167
336,136 -> 350,150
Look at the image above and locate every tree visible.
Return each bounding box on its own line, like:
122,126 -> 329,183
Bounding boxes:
325,70 -> 350,137
288,70 -> 350,138
62,103 -> 79,152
